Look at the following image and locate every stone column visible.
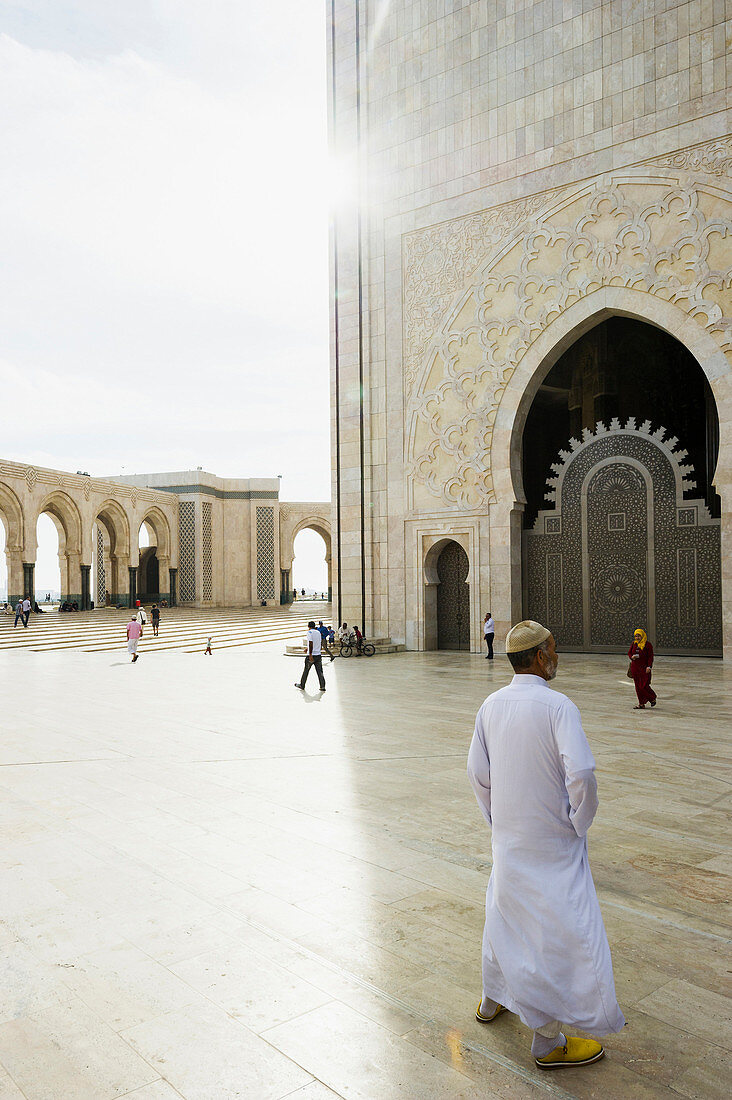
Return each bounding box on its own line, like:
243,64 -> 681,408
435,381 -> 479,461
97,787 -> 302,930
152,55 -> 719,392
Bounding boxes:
168,567 -> 177,607
6,550 -> 24,606
65,551 -> 82,607
23,562 -> 35,600
80,564 -> 91,610
157,555 -> 170,605
280,568 -> 291,604
128,566 -> 137,608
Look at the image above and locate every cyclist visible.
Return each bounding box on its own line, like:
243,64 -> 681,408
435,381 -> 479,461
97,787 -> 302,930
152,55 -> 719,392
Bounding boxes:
353,625 -> 363,654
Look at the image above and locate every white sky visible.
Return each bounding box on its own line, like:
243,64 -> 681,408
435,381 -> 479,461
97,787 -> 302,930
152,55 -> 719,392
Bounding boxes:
0,2 -> 332,592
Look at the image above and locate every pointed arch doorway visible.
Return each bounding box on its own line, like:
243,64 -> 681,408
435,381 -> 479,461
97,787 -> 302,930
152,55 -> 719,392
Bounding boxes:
435,540 -> 470,651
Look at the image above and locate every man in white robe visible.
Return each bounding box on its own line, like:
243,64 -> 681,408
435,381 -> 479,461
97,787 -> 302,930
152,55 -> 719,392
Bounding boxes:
467,619 -> 625,1069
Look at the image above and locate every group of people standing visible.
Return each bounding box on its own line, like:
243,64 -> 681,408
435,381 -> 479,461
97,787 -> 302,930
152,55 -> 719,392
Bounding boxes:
12,597 -> 32,627
126,604 -> 161,662
485,614 -> 658,710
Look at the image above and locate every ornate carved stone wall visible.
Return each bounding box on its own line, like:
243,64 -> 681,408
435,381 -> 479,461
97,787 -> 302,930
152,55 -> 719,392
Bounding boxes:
524,421 -> 722,655
404,137 -> 732,513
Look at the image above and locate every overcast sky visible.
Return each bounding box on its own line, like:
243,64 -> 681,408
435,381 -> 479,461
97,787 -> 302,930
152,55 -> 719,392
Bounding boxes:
0,1 -> 331,500
0,2 -> 332,591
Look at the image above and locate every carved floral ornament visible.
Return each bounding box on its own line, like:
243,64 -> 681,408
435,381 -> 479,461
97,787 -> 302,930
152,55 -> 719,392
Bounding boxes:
405,154 -> 732,513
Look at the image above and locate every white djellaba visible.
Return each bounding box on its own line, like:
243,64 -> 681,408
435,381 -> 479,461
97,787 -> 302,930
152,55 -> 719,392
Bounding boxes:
467,620 -> 625,1036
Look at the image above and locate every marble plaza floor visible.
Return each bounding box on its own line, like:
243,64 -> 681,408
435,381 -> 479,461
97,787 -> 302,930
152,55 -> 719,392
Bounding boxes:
0,638 -> 729,1099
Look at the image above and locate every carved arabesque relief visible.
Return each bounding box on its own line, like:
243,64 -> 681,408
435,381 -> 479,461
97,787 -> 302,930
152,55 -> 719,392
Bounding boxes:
404,137 -> 732,512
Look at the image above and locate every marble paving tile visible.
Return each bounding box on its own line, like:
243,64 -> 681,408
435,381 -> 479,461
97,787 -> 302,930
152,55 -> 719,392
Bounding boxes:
0,997 -> 159,1100
0,941 -> 75,1024
122,1002 -> 312,1100
0,1067 -> 25,1099
169,943 -> 333,1032
54,941 -> 202,1031
635,979 -> 732,1050
262,1001 -> 485,1100
280,1082 -> 345,1099
609,1008 -> 731,1089
117,1082 -> 183,1099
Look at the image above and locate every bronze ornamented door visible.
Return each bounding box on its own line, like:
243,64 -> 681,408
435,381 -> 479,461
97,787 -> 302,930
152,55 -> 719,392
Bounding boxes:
524,421 -> 722,655
436,541 -> 470,650
584,462 -> 650,649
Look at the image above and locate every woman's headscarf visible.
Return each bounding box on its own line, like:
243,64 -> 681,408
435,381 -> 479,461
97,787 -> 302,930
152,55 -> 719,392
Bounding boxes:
633,628 -> 647,650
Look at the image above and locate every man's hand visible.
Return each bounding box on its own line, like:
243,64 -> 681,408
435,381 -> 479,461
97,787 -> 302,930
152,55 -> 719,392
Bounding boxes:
309,655 -> 314,663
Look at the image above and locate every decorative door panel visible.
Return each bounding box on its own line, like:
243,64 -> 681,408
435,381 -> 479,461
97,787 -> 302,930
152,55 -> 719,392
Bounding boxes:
524,420 -> 722,655
586,463 -> 649,648
436,541 -> 470,650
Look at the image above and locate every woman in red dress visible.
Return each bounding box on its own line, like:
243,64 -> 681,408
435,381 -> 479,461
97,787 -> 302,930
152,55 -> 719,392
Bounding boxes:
628,628 -> 657,709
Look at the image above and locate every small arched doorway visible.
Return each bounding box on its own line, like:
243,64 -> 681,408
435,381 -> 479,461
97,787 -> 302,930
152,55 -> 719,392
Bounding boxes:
292,529 -> 328,600
436,540 -> 470,650
36,513 -> 62,605
138,521 -> 159,602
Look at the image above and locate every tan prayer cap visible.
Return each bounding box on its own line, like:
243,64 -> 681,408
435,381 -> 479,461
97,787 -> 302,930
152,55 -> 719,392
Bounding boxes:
505,619 -> 551,653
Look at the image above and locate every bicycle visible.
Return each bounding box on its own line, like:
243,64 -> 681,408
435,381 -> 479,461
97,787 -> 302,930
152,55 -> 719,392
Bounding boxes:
339,640 -> 375,658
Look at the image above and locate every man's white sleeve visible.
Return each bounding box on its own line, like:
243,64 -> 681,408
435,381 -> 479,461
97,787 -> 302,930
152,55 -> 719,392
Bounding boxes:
554,697 -> 598,837
467,711 -> 492,827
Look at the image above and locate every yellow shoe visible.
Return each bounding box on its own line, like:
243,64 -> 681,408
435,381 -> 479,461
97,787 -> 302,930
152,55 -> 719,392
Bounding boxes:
535,1036 -> 604,1069
475,1001 -> 507,1023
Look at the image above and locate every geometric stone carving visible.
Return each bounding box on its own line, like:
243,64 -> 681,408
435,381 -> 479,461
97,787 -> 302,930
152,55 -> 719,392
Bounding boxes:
256,506 -> 276,601
201,501 -> 213,602
178,501 -> 196,602
405,150 -> 732,511
95,525 -> 106,606
524,421 -> 722,655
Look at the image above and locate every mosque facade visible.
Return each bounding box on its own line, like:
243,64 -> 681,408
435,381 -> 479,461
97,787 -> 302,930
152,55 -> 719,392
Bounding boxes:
328,0 -> 732,657
0,459 -> 330,610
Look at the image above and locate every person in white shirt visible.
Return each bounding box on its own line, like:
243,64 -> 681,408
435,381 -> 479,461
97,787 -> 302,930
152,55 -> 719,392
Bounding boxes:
21,597 -> 32,627
136,606 -> 148,631
468,619 -> 624,1070
295,619 -> 326,691
483,612 -> 495,659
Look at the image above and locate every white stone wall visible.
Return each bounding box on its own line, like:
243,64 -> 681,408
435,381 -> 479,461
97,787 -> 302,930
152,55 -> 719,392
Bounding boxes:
330,0 -> 732,653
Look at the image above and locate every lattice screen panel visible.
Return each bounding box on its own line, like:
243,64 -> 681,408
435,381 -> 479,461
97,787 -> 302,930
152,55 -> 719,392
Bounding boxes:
256,506 -> 276,600
201,502 -> 213,602
96,526 -> 106,605
179,501 -> 196,601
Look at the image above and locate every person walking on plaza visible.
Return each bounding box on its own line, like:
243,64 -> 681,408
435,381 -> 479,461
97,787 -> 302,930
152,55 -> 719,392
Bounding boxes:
126,614 -> 142,663
136,604 -> 148,631
483,611 -> 495,659
22,596 -> 32,626
151,603 -> 160,637
13,598 -> 26,628
467,619 -> 624,1069
628,627 -> 657,709
318,619 -> 334,661
295,620 -> 326,691
204,636 -> 212,655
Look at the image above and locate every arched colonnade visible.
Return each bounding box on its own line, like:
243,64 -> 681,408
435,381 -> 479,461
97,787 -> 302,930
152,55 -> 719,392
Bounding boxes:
0,461 -> 179,608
